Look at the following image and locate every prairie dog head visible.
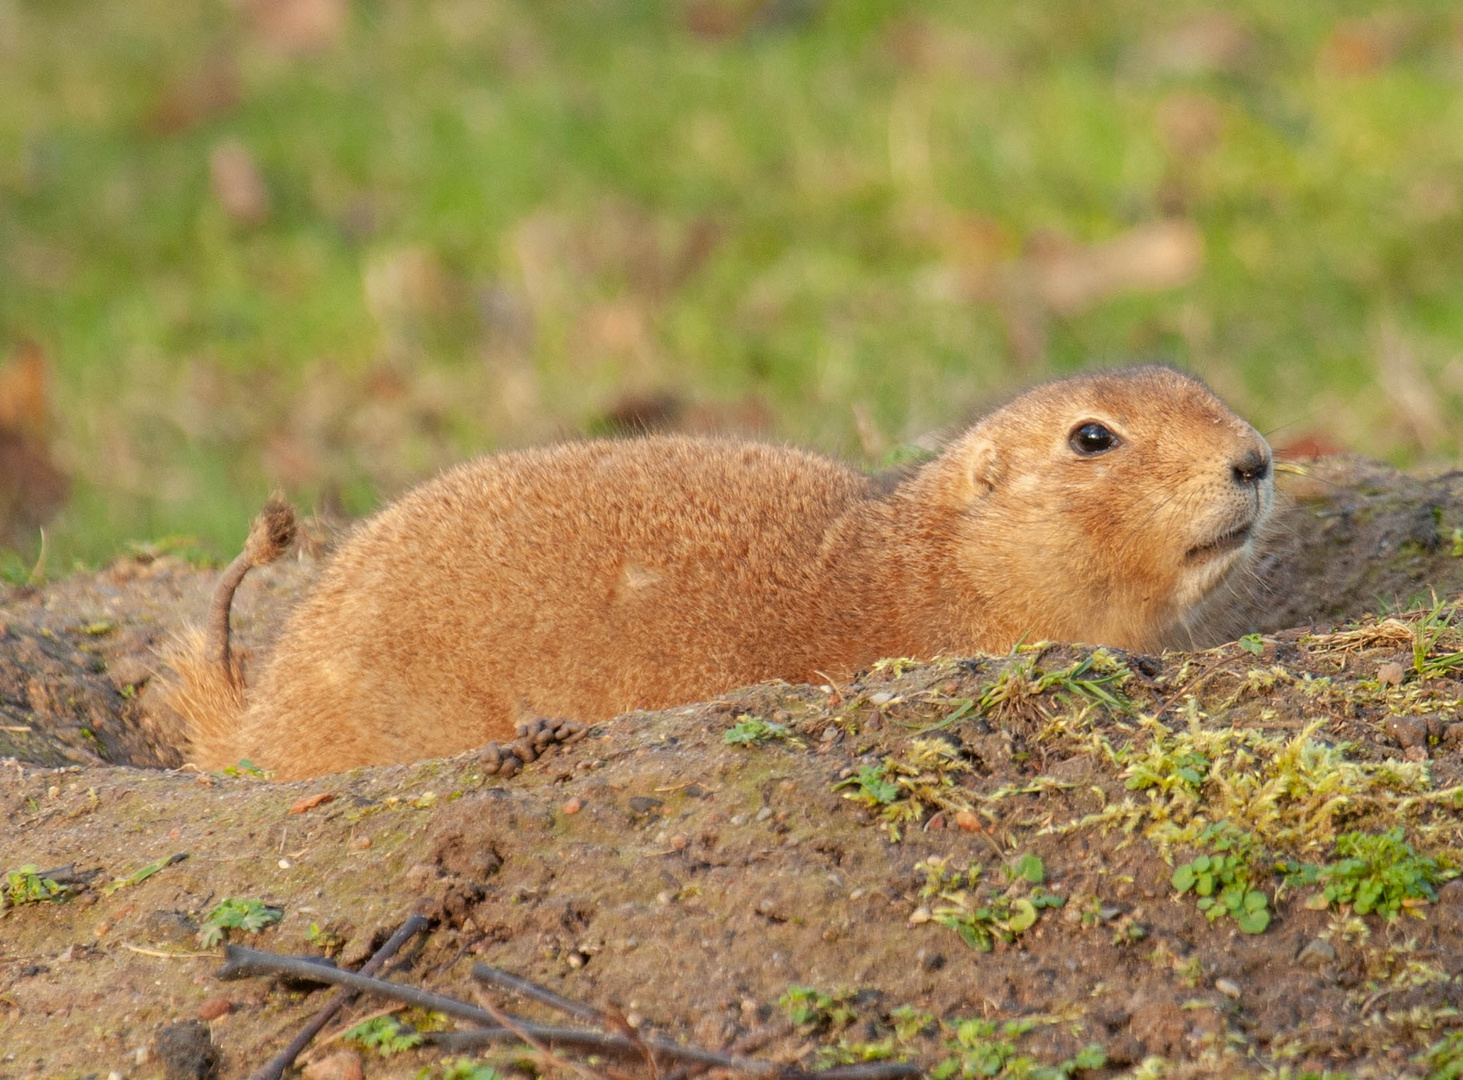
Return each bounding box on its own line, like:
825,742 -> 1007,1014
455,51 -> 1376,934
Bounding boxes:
932,365 -> 1272,651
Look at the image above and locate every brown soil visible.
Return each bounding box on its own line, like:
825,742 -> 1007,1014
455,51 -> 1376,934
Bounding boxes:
1,456 -> 1462,1080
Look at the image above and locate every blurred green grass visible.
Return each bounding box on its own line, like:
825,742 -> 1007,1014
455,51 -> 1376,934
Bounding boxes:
2,0 -> 1463,570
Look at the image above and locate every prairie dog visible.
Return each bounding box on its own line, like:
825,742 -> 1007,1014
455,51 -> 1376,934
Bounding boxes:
165,365 -> 1272,779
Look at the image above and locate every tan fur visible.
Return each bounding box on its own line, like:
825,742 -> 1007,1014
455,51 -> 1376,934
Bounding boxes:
164,365 -> 1272,780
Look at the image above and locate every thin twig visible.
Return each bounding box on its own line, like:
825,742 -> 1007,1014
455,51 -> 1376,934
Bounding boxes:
422,1027 -> 777,1072
471,963 -> 603,1023
223,946 -> 920,1079
471,985 -> 608,1080
244,914 -> 431,1080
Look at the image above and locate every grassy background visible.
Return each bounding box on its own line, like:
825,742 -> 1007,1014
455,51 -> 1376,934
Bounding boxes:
3,0 -> 1463,570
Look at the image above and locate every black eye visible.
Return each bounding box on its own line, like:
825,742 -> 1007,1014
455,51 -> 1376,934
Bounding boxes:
1069,422 -> 1119,455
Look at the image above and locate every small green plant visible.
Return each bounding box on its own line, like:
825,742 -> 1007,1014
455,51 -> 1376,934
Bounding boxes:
434,1060 -> 501,1080
835,739 -> 972,840
1412,598 -> 1463,678
1170,823 -> 1271,934
918,856 -> 1065,952
932,1017 -> 1105,1079
101,853 -> 187,896
4,865 -> 67,907
778,985 -> 857,1033
1317,827 -> 1443,920
889,1005 -> 936,1042
724,717 -> 791,746
1451,527 -> 1463,558
345,1016 -> 423,1056
1416,1030 -> 1463,1080
976,653 -> 1133,723
816,1037 -> 898,1068
305,921 -> 347,957
219,759 -> 271,779
1237,633 -> 1264,655
197,897 -> 284,947
839,763 -> 902,806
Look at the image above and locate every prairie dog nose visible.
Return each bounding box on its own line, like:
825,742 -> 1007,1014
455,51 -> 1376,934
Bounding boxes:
1230,446 -> 1271,488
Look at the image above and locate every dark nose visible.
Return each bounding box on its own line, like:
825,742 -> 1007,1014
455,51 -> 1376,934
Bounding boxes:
1231,447 -> 1271,488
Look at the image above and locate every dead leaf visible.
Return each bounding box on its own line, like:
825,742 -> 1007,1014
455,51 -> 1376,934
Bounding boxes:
1319,15 -> 1417,77
1032,220 -> 1204,316
288,791 -> 336,815
1143,13 -> 1254,76
0,342 -> 68,547
241,0 -> 349,56
362,247 -> 450,328
208,140 -> 270,226
1156,92 -> 1225,159
146,59 -> 241,135
0,341 -> 53,442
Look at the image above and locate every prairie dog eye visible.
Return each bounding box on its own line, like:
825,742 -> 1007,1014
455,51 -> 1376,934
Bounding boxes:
1069,422 -> 1119,455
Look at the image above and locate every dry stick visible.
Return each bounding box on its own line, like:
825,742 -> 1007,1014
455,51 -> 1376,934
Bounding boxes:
224,947 -> 787,1075
245,914 -> 431,1080
474,964 -> 659,1080
470,986 -> 608,1080
471,963 -> 603,1023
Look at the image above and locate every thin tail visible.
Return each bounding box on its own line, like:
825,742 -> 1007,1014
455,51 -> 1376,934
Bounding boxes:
158,495 -> 297,770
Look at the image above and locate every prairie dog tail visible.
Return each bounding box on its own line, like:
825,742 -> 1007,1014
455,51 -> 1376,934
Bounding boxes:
160,496 -> 297,770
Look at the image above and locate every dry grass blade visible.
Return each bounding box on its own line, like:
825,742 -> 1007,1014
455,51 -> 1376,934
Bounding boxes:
1304,618 -> 1415,653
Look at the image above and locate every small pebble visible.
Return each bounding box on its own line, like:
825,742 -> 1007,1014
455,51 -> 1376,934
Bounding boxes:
869,692 -> 894,706
302,1050 -> 364,1080
197,996 -> 231,1021
1297,938 -> 1337,968
1214,978 -> 1241,999
908,906 -> 932,925
562,797 -> 583,815
669,833 -> 688,851
1386,716 -> 1427,749
955,810 -> 980,832
348,836 -> 371,851
755,806 -> 773,822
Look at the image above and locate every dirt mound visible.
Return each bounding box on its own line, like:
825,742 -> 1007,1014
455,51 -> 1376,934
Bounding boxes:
1,456 -> 1462,1079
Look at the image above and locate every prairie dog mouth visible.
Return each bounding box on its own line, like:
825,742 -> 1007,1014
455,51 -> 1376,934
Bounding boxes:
1185,523 -> 1254,562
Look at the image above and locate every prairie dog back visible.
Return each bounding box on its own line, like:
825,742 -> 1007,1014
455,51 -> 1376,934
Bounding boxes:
213,439 -> 876,776
168,365 -> 1273,779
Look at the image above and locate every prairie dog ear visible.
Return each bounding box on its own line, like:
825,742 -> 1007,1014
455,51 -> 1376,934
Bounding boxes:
946,431 -> 1005,505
